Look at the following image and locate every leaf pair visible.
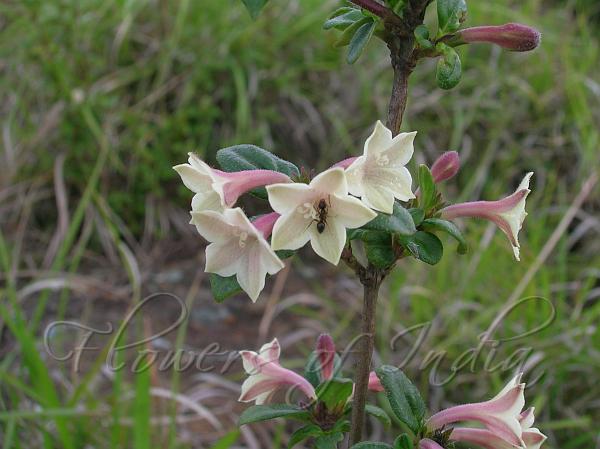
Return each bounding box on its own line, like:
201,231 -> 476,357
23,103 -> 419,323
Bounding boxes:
324,8 -> 378,64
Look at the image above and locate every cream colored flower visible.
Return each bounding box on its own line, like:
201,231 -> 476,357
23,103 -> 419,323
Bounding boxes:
345,121 -> 416,213
267,168 -> 377,265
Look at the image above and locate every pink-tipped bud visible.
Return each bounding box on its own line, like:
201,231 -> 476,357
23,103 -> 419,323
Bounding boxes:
458,23 -> 541,52
316,334 -> 336,381
431,151 -> 460,183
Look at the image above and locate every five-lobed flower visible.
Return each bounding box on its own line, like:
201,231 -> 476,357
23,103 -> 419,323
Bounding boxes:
345,120 -> 417,213
239,338 -> 317,404
191,208 -> 284,301
427,374 -> 531,448
174,153 -> 291,213
267,167 -> 377,265
441,172 -> 533,261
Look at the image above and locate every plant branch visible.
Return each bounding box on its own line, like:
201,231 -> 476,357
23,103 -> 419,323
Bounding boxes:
349,266 -> 383,445
348,2 -> 428,444
348,0 -> 404,27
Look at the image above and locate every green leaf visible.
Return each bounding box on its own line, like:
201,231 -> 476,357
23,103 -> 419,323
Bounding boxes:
375,366 -> 426,435
408,208 -> 425,227
216,144 -> 300,198
398,231 -> 444,265
288,424 -> 323,448
436,44 -> 462,90
239,404 -> 311,426
315,432 -> 345,449
363,203 -> 416,236
394,434 -> 413,449
304,351 -> 343,387
418,165 -> 436,211
324,8 -> 365,30
210,274 -> 242,303
365,404 -> 392,427
334,16 -> 369,48
350,443 -> 394,449
240,0 -> 269,19
363,231 -> 396,269
437,0 -> 467,34
414,25 -> 434,49
421,218 -> 468,254
347,18 -> 377,64
315,378 -> 354,411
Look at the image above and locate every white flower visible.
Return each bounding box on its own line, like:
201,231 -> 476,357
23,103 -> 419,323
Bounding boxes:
345,120 -> 416,213
441,172 -> 533,261
239,339 -> 316,405
174,153 -> 291,213
267,168 -> 377,265
191,208 -> 284,301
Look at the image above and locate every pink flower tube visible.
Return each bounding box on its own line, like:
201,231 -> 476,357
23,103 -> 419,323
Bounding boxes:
174,153 -> 291,212
427,375 -> 526,447
457,23 -> 541,52
239,339 -> 316,404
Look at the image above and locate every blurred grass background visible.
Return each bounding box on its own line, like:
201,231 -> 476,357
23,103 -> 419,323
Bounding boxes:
1,0 -> 599,448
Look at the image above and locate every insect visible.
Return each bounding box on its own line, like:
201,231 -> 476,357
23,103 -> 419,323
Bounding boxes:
314,197 -> 330,234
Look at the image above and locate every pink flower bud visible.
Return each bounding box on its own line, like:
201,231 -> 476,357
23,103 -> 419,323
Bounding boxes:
431,151 -> 460,183
458,23 -> 541,52
316,334 -> 336,381
368,371 -> 384,392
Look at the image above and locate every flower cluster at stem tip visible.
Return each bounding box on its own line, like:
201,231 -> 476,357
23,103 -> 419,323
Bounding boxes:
174,120 -> 534,300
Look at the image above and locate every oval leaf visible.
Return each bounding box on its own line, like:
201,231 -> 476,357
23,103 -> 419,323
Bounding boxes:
375,366 -> 426,435
363,203 -> 417,236
347,18 -> 377,64
437,0 -> 467,34
365,404 -> 392,428
324,8 -> 365,30
398,231 -> 444,265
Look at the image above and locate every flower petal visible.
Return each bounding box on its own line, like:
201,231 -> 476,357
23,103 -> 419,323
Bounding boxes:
310,168 -> 348,196
271,210 -> 312,251
191,211 -> 235,243
330,194 -> 378,227
385,131 -> 417,167
267,183 -> 313,214
364,120 -> 392,157
309,219 -> 346,265
259,338 -> 281,364
173,164 -> 213,193
205,240 -> 243,277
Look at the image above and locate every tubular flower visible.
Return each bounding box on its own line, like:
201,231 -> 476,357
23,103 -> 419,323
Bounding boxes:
316,334 -> 336,381
431,151 -> 460,184
174,153 -> 291,213
440,172 -> 533,261
267,168 -> 377,265
457,23 -> 541,52
239,339 -> 317,405
191,208 -> 284,302
419,439 -> 445,449
345,121 -> 416,213
427,374 -> 526,447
